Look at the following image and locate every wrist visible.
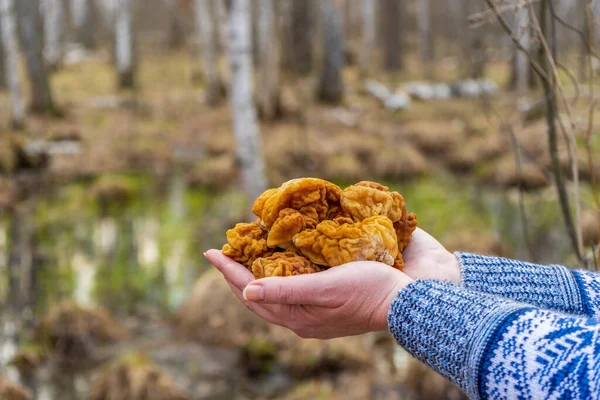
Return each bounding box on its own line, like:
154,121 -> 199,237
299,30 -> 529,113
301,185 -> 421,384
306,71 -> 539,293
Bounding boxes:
373,272 -> 414,331
432,250 -> 461,284
445,253 -> 461,284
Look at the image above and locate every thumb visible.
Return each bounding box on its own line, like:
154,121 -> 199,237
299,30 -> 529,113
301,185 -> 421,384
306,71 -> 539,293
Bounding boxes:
242,274 -> 342,306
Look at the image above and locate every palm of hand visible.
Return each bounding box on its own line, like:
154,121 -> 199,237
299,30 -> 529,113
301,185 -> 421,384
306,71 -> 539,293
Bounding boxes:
204,227 -> 458,340
205,249 -> 411,339
401,228 -> 461,284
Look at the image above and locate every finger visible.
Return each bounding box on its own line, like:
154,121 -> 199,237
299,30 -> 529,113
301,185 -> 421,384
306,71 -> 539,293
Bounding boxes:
408,227 -> 429,242
204,249 -> 253,290
242,273 -> 344,307
224,280 -> 286,326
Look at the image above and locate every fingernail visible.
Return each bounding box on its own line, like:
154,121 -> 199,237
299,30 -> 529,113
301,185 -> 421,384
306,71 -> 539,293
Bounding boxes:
203,252 -> 208,258
243,285 -> 265,302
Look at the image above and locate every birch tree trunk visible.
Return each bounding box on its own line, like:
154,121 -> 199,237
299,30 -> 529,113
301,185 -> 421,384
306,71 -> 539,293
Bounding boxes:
287,0 -> 314,75
381,0 -> 403,71
418,0 -> 433,78
42,0 -> 64,70
316,0 -> 344,103
195,0 -> 224,106
0,0 -> 25,127
70,0 -> 97,49
448,0 -> 464,55
167,0 -> 186,49
0,18 -> 6,89
70,0 -> 85,29
82,0 -> 98,49
359,0 -> 375,78
342,0 -> 359,41
115,0 -> 135,88
579,1 -> 590,81
513,3 -> 530,91
251,2 -> 259,66
465,0 -> 486,79
228,0 -> 267,215
7,203 -> 35,321
257,0 -> 281,120
16,0 -> 58,115
215,0 -> 229,51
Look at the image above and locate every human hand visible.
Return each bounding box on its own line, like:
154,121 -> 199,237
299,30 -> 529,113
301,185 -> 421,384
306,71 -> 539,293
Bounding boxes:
204,249 -> 413,339
401,228 -> 461,284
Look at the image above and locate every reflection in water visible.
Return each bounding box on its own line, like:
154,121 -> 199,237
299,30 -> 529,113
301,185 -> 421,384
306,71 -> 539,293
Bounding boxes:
72,251 -> 96,307
165,239 -> 186,308
96,219 -> 118,256
27,173 -> 244,315
136,217 -> 160,269
0,173 -> 574,398
1,321 -> 19,383
0,222 -> 6,300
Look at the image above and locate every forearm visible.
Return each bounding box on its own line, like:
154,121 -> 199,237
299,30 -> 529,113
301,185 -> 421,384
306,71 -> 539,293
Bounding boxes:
388,280 -> 600,400
457,252 -> 600,318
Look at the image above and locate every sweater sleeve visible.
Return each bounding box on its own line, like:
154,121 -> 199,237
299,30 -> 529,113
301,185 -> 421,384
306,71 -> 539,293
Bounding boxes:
388,280 -> 600,400
456,252 -> 600,319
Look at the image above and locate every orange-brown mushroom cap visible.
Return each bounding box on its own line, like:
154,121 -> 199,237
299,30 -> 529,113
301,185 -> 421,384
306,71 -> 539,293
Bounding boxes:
252,252 -> 322,279
394,212 -> 418,252
267,208 -> 306,248
292,215 -> 399,267
340,181 -> 407,223
222,222 -> 273,269
253,178 -> 342,229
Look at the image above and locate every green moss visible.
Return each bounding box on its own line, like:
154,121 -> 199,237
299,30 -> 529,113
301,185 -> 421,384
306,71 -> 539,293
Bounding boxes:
592,133 -> 600,152
118,351 -> 153,367
387,175 -> 493,239
243,337 -> 278,375
86,112 -> 109,128
186,188 -> 212,213
284,381 -> 335,400
89,173 -> 149,217
0,137 -> 16,173
92,218 -> 148,314
52,60 -> 115,100
581,183 -> 600,208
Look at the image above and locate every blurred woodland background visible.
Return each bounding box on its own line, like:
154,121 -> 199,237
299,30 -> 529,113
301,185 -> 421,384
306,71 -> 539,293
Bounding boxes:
0,0 -> 599,399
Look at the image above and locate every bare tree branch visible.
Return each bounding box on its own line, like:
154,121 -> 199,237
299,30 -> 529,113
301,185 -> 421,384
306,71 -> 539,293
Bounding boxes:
485,0 -> 584,263
482,0 -> 549,82
528,0 -> 584,260
549,2 -> 600,61
469,0 -> 540,29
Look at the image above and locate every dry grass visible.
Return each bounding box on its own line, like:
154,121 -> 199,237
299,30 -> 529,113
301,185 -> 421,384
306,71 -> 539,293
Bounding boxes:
481,155 -> 550,191
374,142 -> 430,180
90,176 -> 136,214
0,49 -> 597,199
399,356 -> 468,400
0,177 -> 16,210
581,208 -> 600,246
0,377 -> 30,400
0,136 -> 16,173
89,352 -> 189,400
442,230 -> 513,257
34,301 -> 125,365
175,269 -> 271,347
187,153 -> 237,189
267,325 -> 372,378
403,120 -> 466,155
445,134 -> 507,173
177,269 -> 374,381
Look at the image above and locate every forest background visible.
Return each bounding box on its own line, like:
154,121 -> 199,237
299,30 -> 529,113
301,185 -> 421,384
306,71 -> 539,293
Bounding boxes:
0,0 -> 599,399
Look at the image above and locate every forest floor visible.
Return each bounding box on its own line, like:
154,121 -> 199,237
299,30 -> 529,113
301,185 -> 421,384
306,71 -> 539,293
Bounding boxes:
1,49 -> 598,256
2,50 -> 599,188
1,50 -> 600,399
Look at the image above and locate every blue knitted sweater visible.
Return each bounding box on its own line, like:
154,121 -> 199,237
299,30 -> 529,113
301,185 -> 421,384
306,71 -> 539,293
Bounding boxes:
387,252 -> 600,400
